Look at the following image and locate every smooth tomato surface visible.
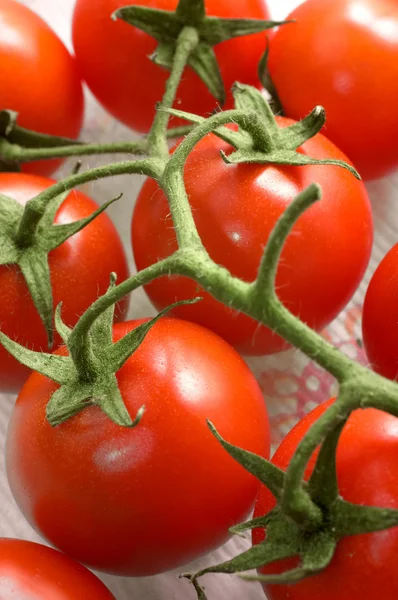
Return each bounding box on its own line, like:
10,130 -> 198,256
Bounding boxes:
0,0 -> 84,176
253,399 -> 398,599
132,119 -> 373,355
72,0 -> 270,133
0,538 -> 114,599
0,173 -> 129,393
6,318 -> 270,576
268,0 -> 398,180
362,243 -> 398,380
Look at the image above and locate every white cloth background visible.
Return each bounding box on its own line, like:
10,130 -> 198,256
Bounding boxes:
0,1 -> 397,598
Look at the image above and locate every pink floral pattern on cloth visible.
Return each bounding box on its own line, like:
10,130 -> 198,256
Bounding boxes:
248,305 -> 368,450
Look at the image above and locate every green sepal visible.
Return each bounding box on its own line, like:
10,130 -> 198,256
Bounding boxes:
185,509 -> 302,600
243,529 -> 336,585
257,42 -> 283,115
188,42 -> 225,103
36,189 -> 73,236
200,17 -> 287,46
221,148 -> 360,177
0,186 -> 123,349
19,249 -> 54,347
207,421 -> 285,500
332,500 -> 398,538
114,3 -> 283,103
46,380 -> 94,426
87,273 -> 118,352
113,6 -> 181,43
92,374 -> 145,428
151,41 -> 175,70
164,107 -> 251,149
229,512 -> 275,536
54,303 -> 72,345
110,297 -> 201,372
39,193 -> 123,252
0,109 -> 18,136
176,0 -> 205,23
0,194 -> 23,264
232,82 -> 279,135
0,331 -> 74,384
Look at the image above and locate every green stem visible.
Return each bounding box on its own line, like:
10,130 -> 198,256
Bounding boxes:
3,140 -> 148,162
15,158 -> 161,248
68,256 -> 177,352
1,125 -> 193,164
147,26 -> 200,158
281,392 -> 358,527
254,184 -> 320,302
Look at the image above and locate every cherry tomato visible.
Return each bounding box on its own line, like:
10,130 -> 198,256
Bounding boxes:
252,399 -> 398,600
268,0 -> 398,181
0,0 -> 84,176
0,172 -> 129,393
6,318 -> 269,576
132,119 -> 373,355
0,538 -> 115,599
72,0 -> 270,133
362,243 -> 398,380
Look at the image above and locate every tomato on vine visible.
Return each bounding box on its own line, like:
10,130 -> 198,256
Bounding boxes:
267,0 -> 398,180
362,243 -> 398,380
0,0 -> 84,176
72,0 -> 271,133
6,318 -> 270,576
0,173 -> 129,393
132,117 -> 373,355
252,399 -> 398,600
0,538 -> 115,599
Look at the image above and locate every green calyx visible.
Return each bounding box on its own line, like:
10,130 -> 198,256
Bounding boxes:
0,272 -> 200,427
0,173 -> 122,347
166,83 -> 360,177
184,420 -> 398,599
113,0 -> 285,104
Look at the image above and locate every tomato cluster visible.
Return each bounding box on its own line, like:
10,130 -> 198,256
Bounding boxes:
0,0 -> 397,599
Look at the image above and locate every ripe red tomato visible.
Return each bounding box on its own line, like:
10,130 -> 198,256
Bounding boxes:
252,399 -> 398,600
0,538 -> 115,599
132,119 -> 373,355
6,318 -> 270,576
0,172 -> 129,393
267,0 -> 398,181
362,243 -> 398,380
72,0 -> 270,133
0,0 -> 84,176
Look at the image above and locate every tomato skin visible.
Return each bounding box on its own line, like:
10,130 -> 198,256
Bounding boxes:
132,119 -> 373,355
0,538 -> 115,599
252,399 -> 398,600
6,318 -> 270,576
0,173 -> 129,393
0,0 -> 84,176
362,244 -> 398,380
268,0 -> 398,181
72,0 -> 270,133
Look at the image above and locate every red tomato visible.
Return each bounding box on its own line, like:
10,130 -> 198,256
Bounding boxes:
252,399 -> 398,600
0,173 -> 129,393
6,318 -> 270,576
0,0 -> 84,176
72,0 -> 270,133
362,243 -> 398,380
132,120 -> 373,355
268,0 -> 398,181
0,538 -> 115,599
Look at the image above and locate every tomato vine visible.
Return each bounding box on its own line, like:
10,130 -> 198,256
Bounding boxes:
0,0 -> 397,596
